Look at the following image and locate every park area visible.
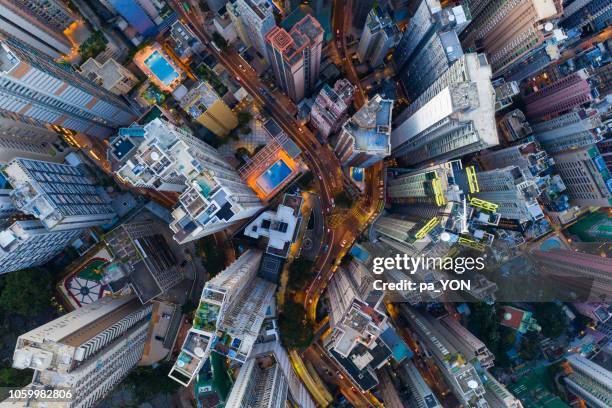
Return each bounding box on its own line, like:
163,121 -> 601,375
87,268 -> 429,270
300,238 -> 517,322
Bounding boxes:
567,210 -> 612,242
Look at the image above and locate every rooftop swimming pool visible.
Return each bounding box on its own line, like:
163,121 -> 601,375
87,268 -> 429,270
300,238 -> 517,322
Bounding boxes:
256,159 -> 293,194
144,50 -> 179,86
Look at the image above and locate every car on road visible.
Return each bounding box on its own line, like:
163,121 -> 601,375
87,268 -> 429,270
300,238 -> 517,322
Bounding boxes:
318,174 -> 322,180
340,239 -> 347,247
238,64 -> 245,71
322,244 -> 329,252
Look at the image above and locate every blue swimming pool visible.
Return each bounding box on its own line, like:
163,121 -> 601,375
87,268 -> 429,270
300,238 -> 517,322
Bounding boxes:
144,51 -> 179,86
256,160 -> 292,194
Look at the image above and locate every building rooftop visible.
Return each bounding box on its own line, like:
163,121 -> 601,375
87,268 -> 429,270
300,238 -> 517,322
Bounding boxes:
344,94 -> 393,154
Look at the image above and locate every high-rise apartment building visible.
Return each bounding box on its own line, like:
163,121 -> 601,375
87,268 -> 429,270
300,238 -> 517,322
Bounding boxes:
498,109 -> 533,143
0,220 -> 81,275
479,142 -> 553,178
78,58 -> 139,96
106,0 -> 159,37
0,0 -> 74,59
11,294 -> 152,408
169,250 -> 275,385
439,315 -> 495,369
564,353 -> 612,408
334,94 -> 393,168
524,69 -> 593,122
391,53 -> 498,167
560,0 -> 612,33
265,15 -> 324,102
400,305 -> 489,408
310,78 -> 354,140
0,34 -> 138,138
394,0 -> 467,101
357,6 -> 400,68
225,339 -> 316,408
110,119 -> 262,242
327,262 -> 386,357
533,109 -> 603,154
551,146 -> 612,207
483,371 -> 524,408
103,213 -> 183,303
399,361 -> 443,408
460,0 -> 561,77
178,81 -> 238,137
4,158 -> 116,231
352,0 -> 375,28
227,0 -> 276,58
473,166 -> 544,224
531,248 -> 612,299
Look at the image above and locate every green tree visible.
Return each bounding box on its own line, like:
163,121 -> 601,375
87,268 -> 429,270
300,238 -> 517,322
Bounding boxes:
239,126 -> 251,135
196,236 -> 227,277
237,111 -> 252,127
278,301 -> 313,348
0,268 -> 52,317
297,171 -> 314,190
519,332 -> 541,361
124,361 -> 180,402
533,303 -> 567,338
211,32 -> 228,50
79,30 -> 108,61
334,191 -> 352,209
287,257 -> 314,290
0,367 -> 33,388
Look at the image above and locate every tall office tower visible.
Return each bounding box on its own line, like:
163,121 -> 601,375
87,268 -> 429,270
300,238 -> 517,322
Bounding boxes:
484,371 -> 524,408
310,78 -> 355,140
494,79 -> 520,111
373,215 -> 437,257
0,109 -> 66,164
106,0 -> 158,37
327,262 -> 386,357
104,214 -> 183,303
524,69 -> 594,122
179,81 -> 238,137
531,248 -> 612,299
334,94 -> 393,168
552,146 -> 612,207
228,0 -> 275,58
394,2 -> 467,101
398,361 -> 443,408
391,54 -> 498,167
78,58 -> 139,96
590,62 -> 612,98
357,6 -> 400,68
564,354 -> 612,408
473,166 -> 544,224
0,0 -> 73,59
225,340 -> 316,408
4,158 -> 116,231
498,109 -> 533,143
11,294 -> 152,408
400,306 -> 488,408
0,34 -> 138,138
169,250 -> 275,385
110,119 -> 262,242
479,142 -> 553,178
0,220 -> 81,274
353,0 -> 375,28
532,109 -> 603,154
560,0 -> 612,33
265,15 -> 324,102
460,0 -> 561,77
439,316 -> 495,369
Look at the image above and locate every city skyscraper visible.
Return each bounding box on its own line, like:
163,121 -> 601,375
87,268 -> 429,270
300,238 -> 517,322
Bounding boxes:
265,15 -> 324,102
399,361 -> 443,408
110,118 -> 262,242
106,0 -> 159,37
460,0 -> 562,77
498,109 -> 533,143
334,94 -> 393,168
4,158 -> 116,231
0,0 -> 74,59
179,81 -> 238,137
0,33 -> 138,138
12,294 -> 152,408
227,0 -> 276,59
550,146 -> 612,207
169,250 -> 275,386
564,353 -> 612,408
560,0 -> 612,33
473,166 -> 544,224
524,69 -> 594,122
393,0 -> 467,101
391,53 -> 498,167
357,6 -> 400,68
310,78 -> 355,140
531,248 -> 612,299
533,109 -> 603,154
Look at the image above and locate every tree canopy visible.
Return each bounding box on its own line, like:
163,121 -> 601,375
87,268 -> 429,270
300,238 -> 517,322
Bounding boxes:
0,268 -> 53,317
287,257 -> 314,290
278,301 -> 313,349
